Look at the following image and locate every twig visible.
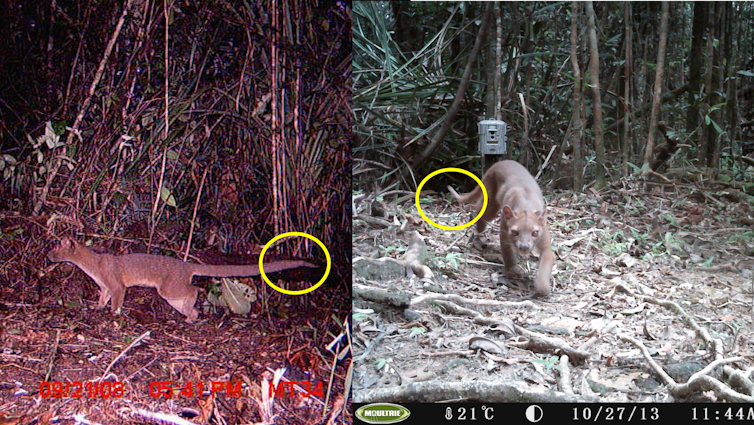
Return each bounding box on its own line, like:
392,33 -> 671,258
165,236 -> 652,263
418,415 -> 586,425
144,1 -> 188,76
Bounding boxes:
72,414 -> 105,425
323,340 -> 338,415
618,334 -> 676,386
124,356 -> 160,382
44,330 -> 60,383
184,167 -> 208,261
99,331 -> 150,381
131,409 -> 196,425
535,144 -> 557,181
149,143 -> 170,248
691,182 -> 726,207
445,228 -> 470,252
613,282 -> 720,354
264,367 -> 325,407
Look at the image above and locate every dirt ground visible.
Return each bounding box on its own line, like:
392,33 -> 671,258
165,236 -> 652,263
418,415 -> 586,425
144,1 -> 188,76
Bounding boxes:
353,178 -> 754,403
0,218 -> 352,424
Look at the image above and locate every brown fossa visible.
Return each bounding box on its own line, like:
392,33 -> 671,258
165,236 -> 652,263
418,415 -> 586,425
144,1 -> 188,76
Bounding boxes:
47,238 -> 317,322
447,160 -> 554,296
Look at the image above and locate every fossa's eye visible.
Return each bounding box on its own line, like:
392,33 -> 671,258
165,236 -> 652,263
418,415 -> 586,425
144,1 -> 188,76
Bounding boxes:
511,230 -> 519,237
532,231 -> 539,237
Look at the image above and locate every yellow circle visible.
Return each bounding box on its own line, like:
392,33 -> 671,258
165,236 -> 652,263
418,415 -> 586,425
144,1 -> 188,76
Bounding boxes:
259,232 -> 330,295
415,167 -> 488,230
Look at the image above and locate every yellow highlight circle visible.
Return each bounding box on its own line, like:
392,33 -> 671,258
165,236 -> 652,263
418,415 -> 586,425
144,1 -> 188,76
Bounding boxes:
415,167 -> 488,230
259,232 -> 330,295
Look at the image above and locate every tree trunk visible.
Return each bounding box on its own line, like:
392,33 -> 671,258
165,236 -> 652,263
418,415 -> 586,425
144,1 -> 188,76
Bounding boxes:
686,2 -> 707,138
711,2 -> 727,168
494,2 -> 503,120
727,2 -> 740,149
585,1 -> 606,189
700,2 -> 716,166
571,1 -> 583,191
622,2 -> 632,177
642,2 -> 669,174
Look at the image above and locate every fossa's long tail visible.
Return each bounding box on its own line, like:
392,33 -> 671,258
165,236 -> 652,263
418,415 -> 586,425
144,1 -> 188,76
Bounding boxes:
447,185 -> 482,204
190,261 -> 317,278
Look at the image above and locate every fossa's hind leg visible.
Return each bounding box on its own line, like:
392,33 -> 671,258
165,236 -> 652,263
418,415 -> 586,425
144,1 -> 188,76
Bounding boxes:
164,289 -> 199,323
158,278 -> 199,322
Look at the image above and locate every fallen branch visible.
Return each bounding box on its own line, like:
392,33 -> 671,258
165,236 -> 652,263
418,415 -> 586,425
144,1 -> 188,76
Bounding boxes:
614,282 -> 754,401
353,231 -> 434,279
620,334 -> 752,402
411,293 -> 538,310
355,379 -> 596,403
558,355 -> 574,395
512,325 -> 591,362
353,286 -> 410,310
613,281 -> 720,354
355,214 -> 393,228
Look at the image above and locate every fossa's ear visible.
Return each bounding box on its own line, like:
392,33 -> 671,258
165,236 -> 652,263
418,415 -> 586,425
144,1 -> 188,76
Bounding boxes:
502,205 -> 516,221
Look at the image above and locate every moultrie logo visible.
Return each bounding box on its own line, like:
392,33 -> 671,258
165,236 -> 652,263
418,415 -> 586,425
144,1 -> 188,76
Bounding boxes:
355,403 -> 411,424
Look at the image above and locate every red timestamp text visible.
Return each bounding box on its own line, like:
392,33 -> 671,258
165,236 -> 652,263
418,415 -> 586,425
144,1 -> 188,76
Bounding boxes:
148,381 -> 243,399
39,381 -> 124,399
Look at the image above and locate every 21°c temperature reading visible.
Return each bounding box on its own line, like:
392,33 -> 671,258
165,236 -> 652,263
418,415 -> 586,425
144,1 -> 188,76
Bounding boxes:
445,406 -> 494,421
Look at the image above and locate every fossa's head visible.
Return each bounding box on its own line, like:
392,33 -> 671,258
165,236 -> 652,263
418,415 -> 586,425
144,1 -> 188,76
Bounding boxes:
502,206 -> 546,256
48,238 -> 80,263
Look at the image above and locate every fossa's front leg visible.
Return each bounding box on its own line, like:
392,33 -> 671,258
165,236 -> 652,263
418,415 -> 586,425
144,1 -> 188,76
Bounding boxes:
109,284 -> 127,314
533,229 -> 554,296
96,288 -> 112,309
499,225 -> 525,279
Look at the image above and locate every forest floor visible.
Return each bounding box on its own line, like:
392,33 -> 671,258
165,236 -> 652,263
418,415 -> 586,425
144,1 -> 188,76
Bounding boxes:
0,220 -> 351,425
353,176 -> 754,403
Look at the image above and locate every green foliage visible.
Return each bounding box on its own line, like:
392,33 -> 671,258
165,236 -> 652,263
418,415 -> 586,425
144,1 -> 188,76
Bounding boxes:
630,228 -> 649,245
435,251 -> 465,270
409,326 -> 427,337
3,121 -> 75,193
626,162 -> 648,173
532,355 -> 560,372
661,214 -> 678,228
603,230 -> 628,256
353,1 -> 484,183
0,154 -> 18,181
663,232 -> 685,253
704,114 -> 723,135
727,231 -> 754,244
353,312 -> 370,322
207,281 -> 222,297
159,186 -> 177,208
550,219 -> 572,232
379,244 -> 407,255
0,228 -> 24,239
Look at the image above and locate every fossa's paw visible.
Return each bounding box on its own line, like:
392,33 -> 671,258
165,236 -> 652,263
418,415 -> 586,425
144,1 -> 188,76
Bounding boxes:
505,265 -> 526,280
471,234 -> 489,250
533,275 -> 551,297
